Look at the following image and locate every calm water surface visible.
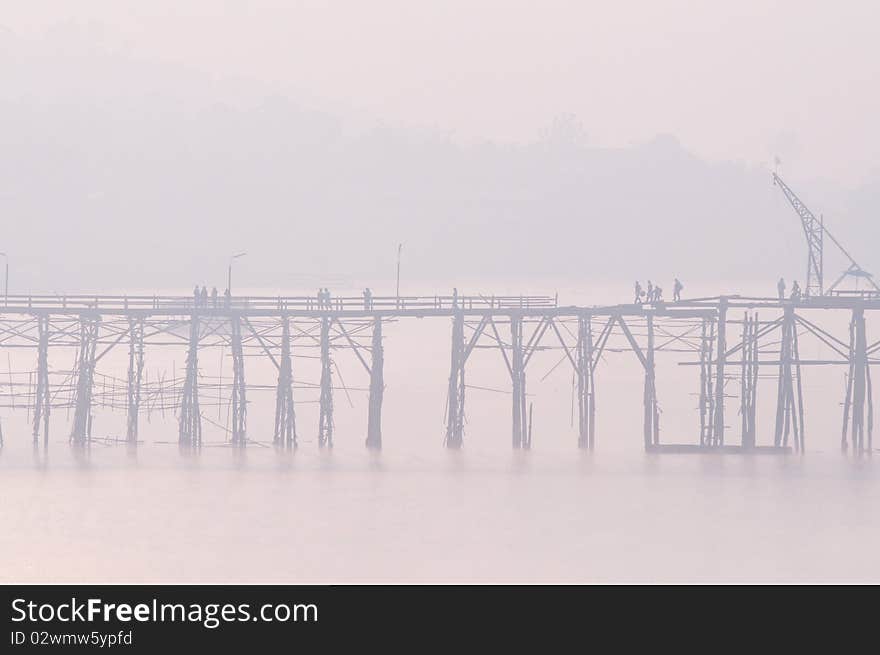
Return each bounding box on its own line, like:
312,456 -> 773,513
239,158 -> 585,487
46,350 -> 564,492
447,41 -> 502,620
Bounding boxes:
2,442 -> 879,583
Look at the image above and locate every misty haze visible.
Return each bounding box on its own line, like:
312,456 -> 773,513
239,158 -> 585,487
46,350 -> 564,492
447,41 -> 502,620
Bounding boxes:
3,2 -> 880,585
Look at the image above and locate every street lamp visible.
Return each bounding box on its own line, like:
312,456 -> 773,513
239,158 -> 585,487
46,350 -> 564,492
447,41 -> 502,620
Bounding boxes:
395,243 -> 402,298
227,252 -> 247,294
0,253 -> 7,307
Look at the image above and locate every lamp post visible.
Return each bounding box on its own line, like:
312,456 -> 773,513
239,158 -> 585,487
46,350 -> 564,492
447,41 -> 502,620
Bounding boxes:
395,243 -> 402,299
227,252 -> 247,294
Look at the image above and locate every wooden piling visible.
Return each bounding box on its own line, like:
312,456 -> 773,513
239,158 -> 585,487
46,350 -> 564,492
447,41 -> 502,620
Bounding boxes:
774,305 -> 804,451
178,314 -> 202,448
739,313 -> 759,449
843,305 -> 868,453
511,313 -> 527,449
273,316 -> 296,448
576,312 -> 596,449
643,313 -> 659,449
713,297 -> 727,444
126,317 -> 144,444
230,315 -> 247,446
318,316 -> 333,448
699,316 -> 715,445
445,311 -> 466,448
366,317 -> 384,449
32,315 -> 50,448
70,314 -> 99,447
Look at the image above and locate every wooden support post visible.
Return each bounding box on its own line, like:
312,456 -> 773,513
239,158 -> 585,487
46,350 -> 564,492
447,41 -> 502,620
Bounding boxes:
753,314 -> 760,443
774,306 -> 804,450
274,316 -> 296,448
230,315 -> 247,446
366,317 -> 384,449
643,313 -> 659,449
841,313 -> 855,452
576,312 -> 596,449
32,315 -> 50,449
713,297 -> 727,445
853,306 -> 867,453
126,317 -> 144,444
774,308 -> 791,447
70,314 -> 99,448
843,305 -> 868,454
792,321 -> 806,453
318,316 -> 333,448
740,313 -> 759,449
179,314 -> 202,448
445,311 -> 466,448
699,316 -> 715,446
511,313 -> 528,449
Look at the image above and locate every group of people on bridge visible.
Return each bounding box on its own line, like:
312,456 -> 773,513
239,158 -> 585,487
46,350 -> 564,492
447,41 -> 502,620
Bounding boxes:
193,285 -> 231,308
634,278 -> 684,304
777,278 -> 802,301
318,287 -> 375,309
316,288 -> 334,309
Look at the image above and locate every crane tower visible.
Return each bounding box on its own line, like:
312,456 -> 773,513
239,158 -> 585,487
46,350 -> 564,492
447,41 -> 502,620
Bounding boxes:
772,172 -> 878,297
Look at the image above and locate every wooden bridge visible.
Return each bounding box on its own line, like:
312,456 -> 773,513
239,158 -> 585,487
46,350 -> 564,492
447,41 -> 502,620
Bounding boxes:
0,292 -> 875,455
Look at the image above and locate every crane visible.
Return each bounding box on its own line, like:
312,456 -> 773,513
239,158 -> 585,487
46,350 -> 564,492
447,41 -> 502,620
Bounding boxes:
771,172 -> 878,297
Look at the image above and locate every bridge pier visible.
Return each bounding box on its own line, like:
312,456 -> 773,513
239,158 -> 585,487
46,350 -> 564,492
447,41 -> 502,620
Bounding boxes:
274,316 -> 296,448
445,311 -> 466,448
179,315 -> 202,448
230,315 -> 247,446
575,313 -> 596,449
70,314 -> 99,448
126,317 -> 144,445
511,314 -> 529,449
318,316 -> 333,448
842,305 -> 872,454
32,315 -> 51,449
698,315 -> 716,446
739,312 -> 758,449
643,314 -> 659,449
366,317 -> 384,449
712,298 -> 728,445
774,306 -> 804,451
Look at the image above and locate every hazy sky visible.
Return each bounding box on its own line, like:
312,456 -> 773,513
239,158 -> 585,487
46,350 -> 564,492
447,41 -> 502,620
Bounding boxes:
5,1 -> 879,185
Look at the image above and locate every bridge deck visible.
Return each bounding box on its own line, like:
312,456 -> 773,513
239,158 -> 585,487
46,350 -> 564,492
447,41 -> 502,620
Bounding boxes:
3,292 -> 880,317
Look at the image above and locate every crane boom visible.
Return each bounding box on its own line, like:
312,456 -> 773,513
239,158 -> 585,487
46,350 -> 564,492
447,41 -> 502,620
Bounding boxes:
772,172 -> 878,296
772,172 -> 824,296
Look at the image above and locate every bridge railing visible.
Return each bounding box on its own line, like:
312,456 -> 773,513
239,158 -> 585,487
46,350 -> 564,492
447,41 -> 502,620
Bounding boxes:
0,293 -> 558,313
826,289 -> 880,300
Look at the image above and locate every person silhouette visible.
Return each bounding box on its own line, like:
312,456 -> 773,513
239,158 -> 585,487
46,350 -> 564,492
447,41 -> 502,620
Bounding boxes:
634,281 -> 643,304
673,278 -> 683,302
777,277 -> 786,301
211,287 -> 218,308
